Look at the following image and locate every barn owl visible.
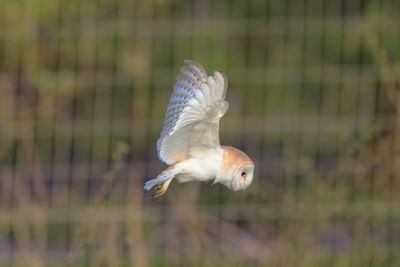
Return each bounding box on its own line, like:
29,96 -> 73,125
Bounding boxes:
144,60 -> 254,200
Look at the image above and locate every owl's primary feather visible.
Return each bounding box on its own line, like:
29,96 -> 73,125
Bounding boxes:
157,60 -> 229,165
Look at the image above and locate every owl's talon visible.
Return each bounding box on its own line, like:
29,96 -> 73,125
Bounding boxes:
151,184 -> 165,200
150,178 -> 173,201
154,185 -> 162,192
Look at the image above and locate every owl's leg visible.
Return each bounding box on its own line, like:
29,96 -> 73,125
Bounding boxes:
151,177 -> 173,200
145,163 -> 186,200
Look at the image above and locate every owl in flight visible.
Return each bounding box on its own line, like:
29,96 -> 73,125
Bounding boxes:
144,60 -> 254,200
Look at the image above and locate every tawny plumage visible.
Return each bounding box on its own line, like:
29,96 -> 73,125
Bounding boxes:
144,60 -> 254,199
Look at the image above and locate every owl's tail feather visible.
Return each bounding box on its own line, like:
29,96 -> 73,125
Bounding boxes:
144,164 -> 182,190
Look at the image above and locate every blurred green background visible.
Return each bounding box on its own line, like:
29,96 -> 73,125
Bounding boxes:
0,0 -> 399,266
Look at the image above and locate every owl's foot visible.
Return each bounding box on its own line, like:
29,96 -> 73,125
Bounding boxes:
151,185 -> 164,200
151,178 -> 173,200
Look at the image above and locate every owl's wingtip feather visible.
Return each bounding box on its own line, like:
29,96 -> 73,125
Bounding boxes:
144,180 -> 156,190
184,59 -> 200,65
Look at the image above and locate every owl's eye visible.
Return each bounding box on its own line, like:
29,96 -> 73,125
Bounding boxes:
241,171 -> 247,179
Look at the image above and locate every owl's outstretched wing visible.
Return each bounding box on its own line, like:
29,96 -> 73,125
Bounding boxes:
157,60 -> 229,165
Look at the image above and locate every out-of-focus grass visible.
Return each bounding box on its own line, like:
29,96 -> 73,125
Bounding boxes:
0,0 -> 399,266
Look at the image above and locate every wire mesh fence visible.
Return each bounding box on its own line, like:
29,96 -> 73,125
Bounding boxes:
0,0 -> 399,266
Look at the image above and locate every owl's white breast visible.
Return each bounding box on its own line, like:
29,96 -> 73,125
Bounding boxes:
175,148 -> 223,183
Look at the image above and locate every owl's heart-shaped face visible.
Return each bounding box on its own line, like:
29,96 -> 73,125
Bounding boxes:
230,164 -> 254,191
219,146 -> 255,191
